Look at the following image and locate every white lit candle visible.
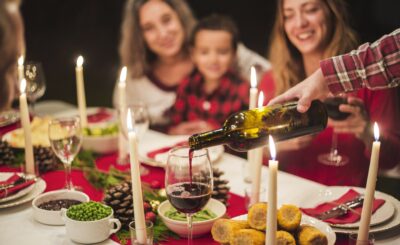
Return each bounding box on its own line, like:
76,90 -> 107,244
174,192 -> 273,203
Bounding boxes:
18,55 -> 25,82
246,66 -> 258,183
118,67 -> 128,164
266,135 -> 277,245
357,123 -> 380,244
127,109 -> 147,243
250,92 -> 264,205
19,79 -> 35,175
75,55 -> 88,128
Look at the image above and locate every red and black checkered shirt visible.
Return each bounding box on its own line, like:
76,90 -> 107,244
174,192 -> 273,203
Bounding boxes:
168,70 -> 249,128
321,28 -> 400,94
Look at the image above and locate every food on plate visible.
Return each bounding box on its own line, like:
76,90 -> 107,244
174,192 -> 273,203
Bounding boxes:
38,199 -> 82,211
5,117 -> 52,147
83,122 -> 118,137
211,218 -> 250,243
276,230 -> 296,245
67,201 -> 112,221
248,202 -> 267,230
277,204 -> 302,231
165,207 -> 217,221
297,225 -> 328,245
230,229 -> 265,245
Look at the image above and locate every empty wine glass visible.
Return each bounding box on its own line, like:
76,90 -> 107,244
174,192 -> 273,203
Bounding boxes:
119,103 -> 150,174
318,97 -> 350,166
49,117 -> 82,190
165,146 -> 213,244
24,62 -> 46,113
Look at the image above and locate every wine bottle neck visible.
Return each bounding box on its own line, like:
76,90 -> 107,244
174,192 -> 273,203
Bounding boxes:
189,128 -> 227,150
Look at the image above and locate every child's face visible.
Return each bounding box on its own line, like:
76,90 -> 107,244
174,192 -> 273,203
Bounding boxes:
191,30 -> 235,82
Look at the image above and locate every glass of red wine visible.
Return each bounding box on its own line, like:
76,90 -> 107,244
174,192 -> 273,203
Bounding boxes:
318,97 -> 350,166
165,146 -> 213,243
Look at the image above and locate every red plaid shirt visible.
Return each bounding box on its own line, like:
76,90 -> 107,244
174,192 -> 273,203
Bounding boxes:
169,70 -> 249,128
321,28 -> 400,94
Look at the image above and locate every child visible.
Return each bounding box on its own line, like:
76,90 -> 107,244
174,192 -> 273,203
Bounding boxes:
168,14 -> 249,135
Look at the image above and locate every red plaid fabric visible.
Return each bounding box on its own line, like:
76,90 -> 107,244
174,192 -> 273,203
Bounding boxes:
169,70 -> 249,128
321,28 -> 400,94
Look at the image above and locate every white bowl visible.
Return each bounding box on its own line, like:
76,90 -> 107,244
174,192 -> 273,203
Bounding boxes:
82,134 -> 118,154
32,190 -> 90,225
158,198 -> 226,238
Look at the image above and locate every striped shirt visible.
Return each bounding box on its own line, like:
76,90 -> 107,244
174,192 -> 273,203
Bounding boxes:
320,28 -> 400,94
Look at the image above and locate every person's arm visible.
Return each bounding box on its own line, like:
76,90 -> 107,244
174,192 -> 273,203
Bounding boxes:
269,28 -> 400,112
322,28 -> 400,94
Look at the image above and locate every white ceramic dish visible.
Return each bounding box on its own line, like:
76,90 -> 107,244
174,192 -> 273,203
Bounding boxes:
0,173 -> 36,203
233,214 -> 336,245
0,176 -> 46,209
158,198 -> 226,238
298,186 -> 396,229
32,189 -> 90,225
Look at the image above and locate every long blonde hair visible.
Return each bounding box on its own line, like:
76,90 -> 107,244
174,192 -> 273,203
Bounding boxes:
119,0 -> 196,78
0,0 -> 23,110
268,0 -> 358,95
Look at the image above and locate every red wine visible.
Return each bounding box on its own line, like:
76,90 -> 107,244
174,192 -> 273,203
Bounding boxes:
324,97 -> 350,121
167,182 -> 211,214
189,149 -> 194,185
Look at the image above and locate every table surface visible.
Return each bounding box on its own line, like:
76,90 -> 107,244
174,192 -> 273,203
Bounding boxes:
1,129 -> 399,244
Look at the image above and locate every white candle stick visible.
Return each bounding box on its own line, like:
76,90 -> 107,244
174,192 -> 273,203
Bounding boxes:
266,135 -> 277,245
127,109 -> 147,243
357,123 -> 380,244
18,55 -> 25,82
75,55 -> 88,128
19,79 -> 35,175
250,92 -> 264,205
118,67 -> 128,164
247,66 -> 258,183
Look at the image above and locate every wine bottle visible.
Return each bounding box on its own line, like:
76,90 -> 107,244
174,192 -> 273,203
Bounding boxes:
189,100 -> 328,152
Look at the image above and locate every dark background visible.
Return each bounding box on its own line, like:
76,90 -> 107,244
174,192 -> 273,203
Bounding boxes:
21,0 -> 400,108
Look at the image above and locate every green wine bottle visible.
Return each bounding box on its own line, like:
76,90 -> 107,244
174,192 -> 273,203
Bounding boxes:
189,100 -> 327,152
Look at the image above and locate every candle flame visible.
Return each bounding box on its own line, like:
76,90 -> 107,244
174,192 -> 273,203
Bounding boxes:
119,66 -> 127,84
76,56 -> 84,67
269,135 -> 276,160
127,108 -> 134,132
374,122 -> 379,141
250,66 -> 257,88
18,56 -> 24,66
258,91 -> 264,108
20,78 -> 26,94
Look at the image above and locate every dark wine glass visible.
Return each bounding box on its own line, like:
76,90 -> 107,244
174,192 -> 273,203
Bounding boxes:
318,97 -> 350,166
165,146 -> 213,244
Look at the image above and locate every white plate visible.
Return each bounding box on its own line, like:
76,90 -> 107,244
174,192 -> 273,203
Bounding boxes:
53,107 -> 117,125
233,214 -> 336,245
298,186 -> 396,229
0,173 -> 36,203
0,175 -> 46,209
0,110 -> 19,127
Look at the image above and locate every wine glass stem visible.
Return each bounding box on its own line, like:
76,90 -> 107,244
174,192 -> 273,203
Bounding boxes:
64,163 -> 73,190
186,214 -> 193,244
330,131 -> 338,159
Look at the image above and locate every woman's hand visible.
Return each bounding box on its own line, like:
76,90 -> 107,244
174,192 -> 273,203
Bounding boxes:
168,120 -> 215,135
328,97 -> 373,146
276,135 -> 315,152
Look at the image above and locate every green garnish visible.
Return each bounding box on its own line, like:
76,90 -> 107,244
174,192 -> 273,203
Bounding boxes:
83,123 -> 118,136
165,207 -> 217,222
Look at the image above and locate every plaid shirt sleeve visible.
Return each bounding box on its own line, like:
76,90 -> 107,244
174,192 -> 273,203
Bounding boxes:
320,28 -> 400,94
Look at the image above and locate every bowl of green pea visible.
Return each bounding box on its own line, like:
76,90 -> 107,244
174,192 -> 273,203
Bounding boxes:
158,198 -> 226,238
61,201 -> 121,244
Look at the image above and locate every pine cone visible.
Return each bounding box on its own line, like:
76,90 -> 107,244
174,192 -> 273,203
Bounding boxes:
34,146 -> 59,174
212,168 -> 230,206
0,141 -> 16,165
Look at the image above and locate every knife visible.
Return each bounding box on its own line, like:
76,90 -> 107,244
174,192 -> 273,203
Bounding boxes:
316,195 -> 364,220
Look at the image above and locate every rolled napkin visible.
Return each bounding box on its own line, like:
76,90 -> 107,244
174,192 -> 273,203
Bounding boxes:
0,174 -> 36,199
146,141 -> 188,159
301,189 -> 385,224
